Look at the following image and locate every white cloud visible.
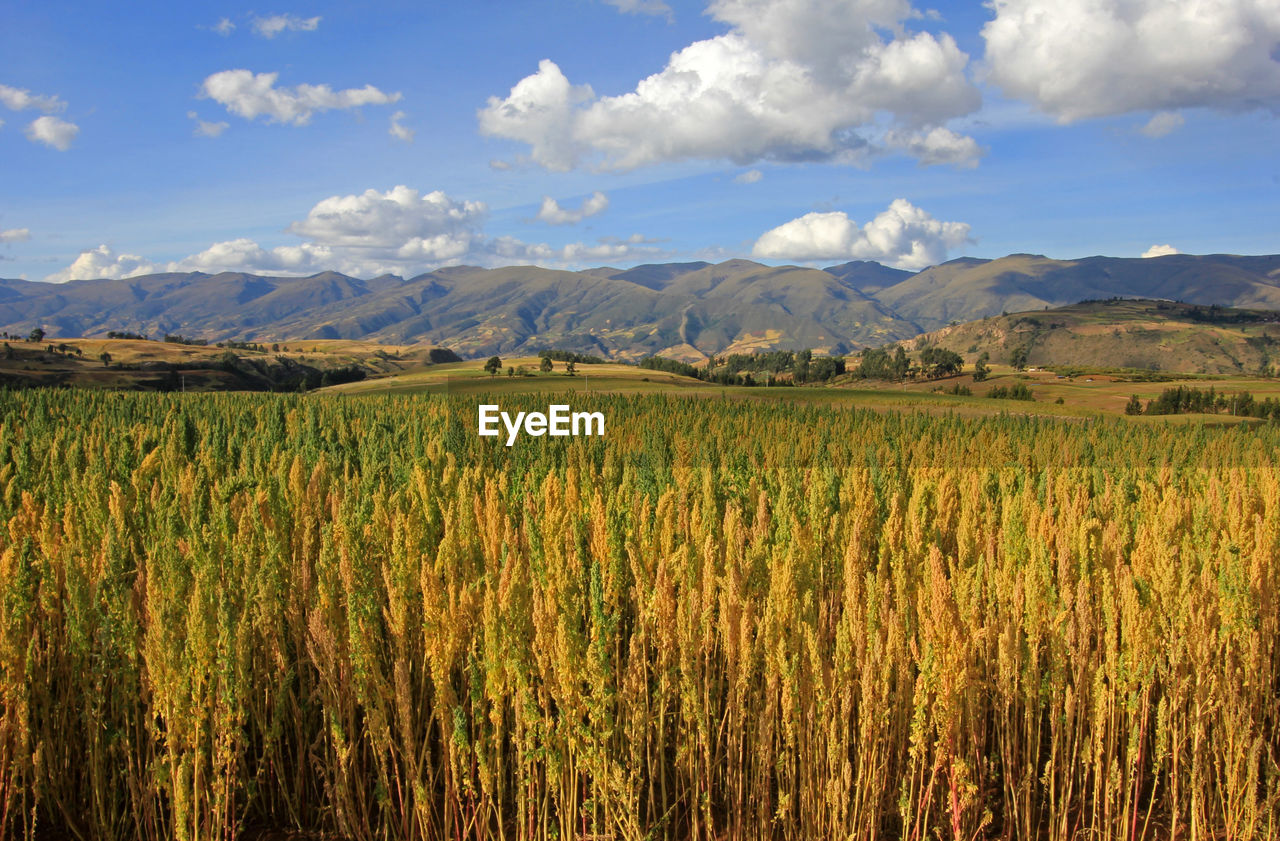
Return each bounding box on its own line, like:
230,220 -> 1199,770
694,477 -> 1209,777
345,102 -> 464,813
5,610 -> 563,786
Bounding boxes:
25,116 -> 79,150
480,0 -> 980,171
752,198 -> 970,269
389,110 -> 414,142
1139,111 -> 1184,138
488,235 -> 664,267
478,60 -> 595,171
212,17 -> 236,35
287,185 -> 486,252
0,228 -> 30,244
983,0 -> 1280,122
3,84 -> 79,150
1141,244 -> 1179,258
45,245 -> 158,283
174,238 -> 338,274
734,168 -> 763,183
602,0 -> 674,20
884,126 -> 983,167
251,14 -> 321,38
0,83 -> 66,114
536,191 -> 609,225
46,186 -> 664,279
171,230 -> 661,276
188,111 -> 229,137
200,70 -> 401,125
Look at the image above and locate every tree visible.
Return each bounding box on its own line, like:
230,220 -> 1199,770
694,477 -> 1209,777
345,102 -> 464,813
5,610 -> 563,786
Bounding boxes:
99,351 -> 112,367
540,356 -> 553,373
891,346 -> 910,380
28,327 -> 45,343
1125,394 -> 1144,415
1010,345 -> 1029,371
507,366 -> 515,378
920,347 -> 962,378
793,349 -> 813,383
428,348 -> 462,364
484,356 -> 502,377
973,352 -> 990,382
565,360 -> 577,376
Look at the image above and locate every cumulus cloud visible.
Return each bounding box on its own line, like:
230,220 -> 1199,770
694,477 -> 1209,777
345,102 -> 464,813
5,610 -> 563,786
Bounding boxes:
46,186 -> 665,280
0,83 -> 66,114
734,168 -> 763,183
174,238 -> 339,274
983,0 -> 1280,122
1141,244 -> 1179,258
211,17 -> 236,35
1140,111 -> 1184,138
171,231 -> 661,275
251,14 -> 321,38
480,0 -> 981,171
45,245 -> 158,283
0,228 -> 31,244
389,110 -> 414,142
601,0 -> 674,20
884,126 -> 983,167
287,185 -> 486,254
200,70 -> 401,125
536,191 -> 609,225
752,198 -> 970,269
488,235 -> 664,266
25,116 -> 79,150
479,60 -> 595,171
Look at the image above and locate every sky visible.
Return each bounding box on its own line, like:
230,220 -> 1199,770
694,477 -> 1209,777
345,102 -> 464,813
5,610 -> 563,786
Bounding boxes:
1,0 -> 1278,283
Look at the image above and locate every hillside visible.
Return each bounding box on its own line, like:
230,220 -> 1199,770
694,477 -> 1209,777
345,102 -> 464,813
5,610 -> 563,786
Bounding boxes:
0,337 -> 460,391
911,298 -> 1280,375
2,252 -> 1279,358
875,253 -> 1280,330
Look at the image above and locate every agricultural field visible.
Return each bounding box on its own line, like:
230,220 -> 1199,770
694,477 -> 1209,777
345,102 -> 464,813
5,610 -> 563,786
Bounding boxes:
325,356 -> 711,396
0,388 -> 1276,840
328,354 -> 1280,423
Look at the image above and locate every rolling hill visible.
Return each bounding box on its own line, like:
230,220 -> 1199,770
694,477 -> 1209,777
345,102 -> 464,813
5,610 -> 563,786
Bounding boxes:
2,252 -> 1279,359
910,298 -> 1280,375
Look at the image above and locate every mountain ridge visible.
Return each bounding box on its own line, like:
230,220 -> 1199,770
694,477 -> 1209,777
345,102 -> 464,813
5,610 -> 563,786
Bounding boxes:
3,252 -> 1278,359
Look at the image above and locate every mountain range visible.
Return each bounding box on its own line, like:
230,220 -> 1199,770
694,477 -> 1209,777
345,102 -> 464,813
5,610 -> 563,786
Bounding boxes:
4,252 -> 1279,360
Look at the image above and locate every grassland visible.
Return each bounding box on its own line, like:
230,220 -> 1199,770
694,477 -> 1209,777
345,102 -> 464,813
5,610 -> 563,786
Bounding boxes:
324,356 -> 710,396
0,337 -> 452,391
326,354 -> 1280,423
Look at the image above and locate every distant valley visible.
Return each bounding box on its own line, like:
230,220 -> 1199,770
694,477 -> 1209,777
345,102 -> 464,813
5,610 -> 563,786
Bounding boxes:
3,252 -> 1280,361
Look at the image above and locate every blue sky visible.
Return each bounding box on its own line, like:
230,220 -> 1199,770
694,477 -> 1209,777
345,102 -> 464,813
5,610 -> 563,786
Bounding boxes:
2,0 -> 1278,282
